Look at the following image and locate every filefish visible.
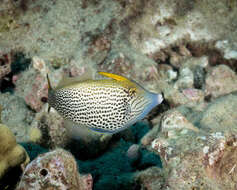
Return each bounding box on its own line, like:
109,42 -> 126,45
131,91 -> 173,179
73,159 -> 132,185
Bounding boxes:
47,72 -> 163,134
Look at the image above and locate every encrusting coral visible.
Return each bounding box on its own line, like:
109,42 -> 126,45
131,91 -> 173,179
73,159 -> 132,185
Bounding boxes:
0,105 -> 29,179
16,148 -> 93,190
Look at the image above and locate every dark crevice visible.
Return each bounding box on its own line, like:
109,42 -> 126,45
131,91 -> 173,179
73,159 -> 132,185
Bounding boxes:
151,41 -> 237,78
0,52 -> 31,93
147,98 -> 171,121
187,41 -> 237,72
0,166 -> 22,190
0,73 -> 15,93
11,52 -> 31,74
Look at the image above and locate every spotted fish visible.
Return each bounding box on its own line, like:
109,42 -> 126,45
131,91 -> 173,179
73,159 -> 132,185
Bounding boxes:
47,72 -> 163,134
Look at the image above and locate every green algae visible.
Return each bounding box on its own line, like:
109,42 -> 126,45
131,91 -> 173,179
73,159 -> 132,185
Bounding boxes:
77,139 -> 161,190
11,53 -> 31,74
22,121 -> 162,190
20,143 -> 48,161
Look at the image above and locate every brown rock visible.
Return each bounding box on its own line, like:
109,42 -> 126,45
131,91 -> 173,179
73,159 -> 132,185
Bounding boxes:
16,149 -> 92,190
205,65 -> 237,98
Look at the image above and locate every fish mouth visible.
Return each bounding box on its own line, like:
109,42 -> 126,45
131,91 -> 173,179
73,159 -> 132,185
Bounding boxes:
157,93 -> 164,104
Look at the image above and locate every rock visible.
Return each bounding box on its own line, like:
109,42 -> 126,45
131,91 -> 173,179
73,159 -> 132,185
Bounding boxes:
80,174 -> 93,190
174,67 -> 194,90
200,93 -> 237,132
163,133 -> 237,190
0,94 -> 34,142
29,107 -> 69,148
182,56 -> 209,69
170,51 -> 183,68
32,56 -> 49,75
182,88 -> 204,103
135,167 -> 165,190
16,148 -> 93,190
167,69 -> 178,81
205,65 -> 237,98
0,0 -> 237,189
193,65 -> 206,89
163,85 -> 189,107
127,144 -> 140,161
142,93 -> 237,189
179,45 -> 192,57
202,135 -> 237,189
215,40 -> 237,60
24,73 -> 48,112
163,85 -> 205,107
15,69 -> 48,112
87,35 -> 111,64
141,121 -> 161,146
151,137 -> 172,164
0,52 -> 11,80
160,110 -> 199,135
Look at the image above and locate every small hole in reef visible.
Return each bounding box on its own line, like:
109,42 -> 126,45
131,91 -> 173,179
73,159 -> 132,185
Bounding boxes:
204,94 -> 212,102
39,168 -> 48,177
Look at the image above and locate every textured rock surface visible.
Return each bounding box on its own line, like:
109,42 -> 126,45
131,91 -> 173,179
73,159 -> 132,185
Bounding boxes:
29,106 -> 68,148
16,148 -> 92,190
126,144 -> 140,162
0,0 -> 237,189
0,52 -> 11,80
205,65 -> 237,98
135,167 -> 165,190
200,93 -> 237,132
142,93 -> 237,190
0,93 -> 34,142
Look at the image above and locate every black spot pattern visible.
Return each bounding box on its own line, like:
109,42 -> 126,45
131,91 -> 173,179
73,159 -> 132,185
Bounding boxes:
49,82 -> 150,132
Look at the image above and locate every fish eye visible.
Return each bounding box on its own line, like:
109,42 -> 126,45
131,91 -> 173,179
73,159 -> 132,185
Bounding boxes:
129,88 -> 136,96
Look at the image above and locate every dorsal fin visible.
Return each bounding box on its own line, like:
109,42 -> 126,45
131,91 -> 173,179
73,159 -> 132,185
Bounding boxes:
56,69 -> 93,89
46,74 -> 52,90
0,105 -> 2,123
98,72 -> 129,82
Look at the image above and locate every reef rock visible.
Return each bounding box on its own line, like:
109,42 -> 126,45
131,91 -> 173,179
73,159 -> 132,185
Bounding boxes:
0,93 -> 34,142
16,148 -> 93,190
143,93 -> 237,190
174,67 -> 194,90
29,107 -> 69,148
0,52 -> 11,80
135,167 -> 165,190
200,93 -> 237,132
205,65 -> 237,98
127,144 -> 140,162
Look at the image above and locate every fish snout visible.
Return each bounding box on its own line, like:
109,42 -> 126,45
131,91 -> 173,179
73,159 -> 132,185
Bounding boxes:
157,93 -> 164,104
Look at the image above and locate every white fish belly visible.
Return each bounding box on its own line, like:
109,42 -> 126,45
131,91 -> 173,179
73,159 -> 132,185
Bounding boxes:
53,86 -> 133,132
